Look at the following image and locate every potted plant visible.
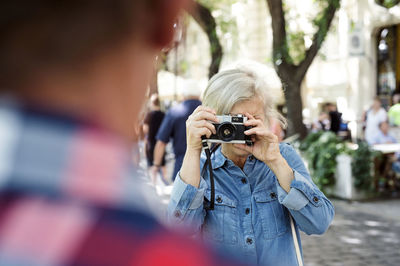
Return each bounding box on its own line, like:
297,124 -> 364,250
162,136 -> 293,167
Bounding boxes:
299,132 -> 380,199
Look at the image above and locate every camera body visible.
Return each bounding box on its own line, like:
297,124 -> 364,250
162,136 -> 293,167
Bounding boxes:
206,114 -> 253,146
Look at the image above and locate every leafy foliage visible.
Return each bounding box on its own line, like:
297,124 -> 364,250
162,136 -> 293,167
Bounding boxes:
287,31 -> 306,64
375,0 -> 400,8
300,131 -> 348,193
198,0 -> 239,52
300,132 -> 381,194
282,0 -> 340,65
351,141 -> 381,192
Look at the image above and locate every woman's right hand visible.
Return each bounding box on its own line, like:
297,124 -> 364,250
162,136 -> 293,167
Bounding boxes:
180,106 -> 218,188
186,106 -> 218,152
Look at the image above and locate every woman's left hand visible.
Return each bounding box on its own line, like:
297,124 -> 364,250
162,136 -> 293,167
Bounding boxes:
234,113 -> 294,192
233,112 -> 282,166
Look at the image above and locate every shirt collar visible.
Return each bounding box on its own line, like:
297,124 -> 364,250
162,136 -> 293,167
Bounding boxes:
211,146 -> 227,169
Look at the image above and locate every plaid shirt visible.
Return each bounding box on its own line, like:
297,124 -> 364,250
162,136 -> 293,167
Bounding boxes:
0,100 -> 236,266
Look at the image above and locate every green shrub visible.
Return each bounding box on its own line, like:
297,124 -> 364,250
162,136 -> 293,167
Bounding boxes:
351,140 -> 380,192
300,132 -> 380,194
300,131 -> 348,193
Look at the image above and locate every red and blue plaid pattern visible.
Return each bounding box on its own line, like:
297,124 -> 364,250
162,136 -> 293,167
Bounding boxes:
0,102 -> 238,266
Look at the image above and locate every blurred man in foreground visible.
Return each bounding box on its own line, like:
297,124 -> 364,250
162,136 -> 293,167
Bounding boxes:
0,1 -> 238,265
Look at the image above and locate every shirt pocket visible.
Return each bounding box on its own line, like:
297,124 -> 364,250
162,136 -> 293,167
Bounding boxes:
254,190 -> 290,240
202,190 -> 239,244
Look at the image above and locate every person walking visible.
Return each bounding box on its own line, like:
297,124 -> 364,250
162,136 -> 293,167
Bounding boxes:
364,97 -> 388,145
143,93 -> 167,185
153,85 -> 201,182
168,68 -> 334,266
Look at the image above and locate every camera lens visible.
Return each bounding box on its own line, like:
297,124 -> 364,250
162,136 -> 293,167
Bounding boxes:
217,122 -> 236,141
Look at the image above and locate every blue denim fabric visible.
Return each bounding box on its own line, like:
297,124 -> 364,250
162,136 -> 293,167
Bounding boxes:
168,143 -> 334,266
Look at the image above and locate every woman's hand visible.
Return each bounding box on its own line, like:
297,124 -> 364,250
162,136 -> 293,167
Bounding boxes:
233,113 -> 294,192
180,106 -> 218,188
233,112 -> 282,165
186,106 -> 218,152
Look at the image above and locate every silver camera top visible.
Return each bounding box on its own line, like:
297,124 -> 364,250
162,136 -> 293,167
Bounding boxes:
216,114 -> 248,124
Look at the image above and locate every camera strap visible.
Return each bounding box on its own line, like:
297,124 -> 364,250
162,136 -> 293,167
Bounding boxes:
290,215 -> 304,266
201,138 -> 219,210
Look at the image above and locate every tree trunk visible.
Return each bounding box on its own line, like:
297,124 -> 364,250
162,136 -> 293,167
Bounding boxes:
187,2 -> 223,79
283,80 -> 307,139
266,0 -> 340,139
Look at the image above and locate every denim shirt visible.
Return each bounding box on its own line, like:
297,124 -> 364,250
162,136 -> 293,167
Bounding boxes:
167,143 -> 334,266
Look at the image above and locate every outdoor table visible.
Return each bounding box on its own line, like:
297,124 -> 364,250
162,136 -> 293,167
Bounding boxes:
371,143 -> 400,191
372,143 -> 400,154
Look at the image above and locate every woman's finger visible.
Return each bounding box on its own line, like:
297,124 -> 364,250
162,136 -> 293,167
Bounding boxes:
192,127 -> 213,139
246,129 -> 278,144
245,127 -> 268,136
244,119 -> 263,127
244,112 -> 255,121
192,110 -> 219,123
192,120 -> 216,135
192,105 -> 216,116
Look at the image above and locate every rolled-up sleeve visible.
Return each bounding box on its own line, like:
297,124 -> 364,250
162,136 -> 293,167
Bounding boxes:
276,171 -> 312,211
276,144 -> 335,235
167,173 -> 207,231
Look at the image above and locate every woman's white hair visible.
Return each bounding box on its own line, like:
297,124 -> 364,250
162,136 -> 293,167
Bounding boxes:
202,67 -> 287,128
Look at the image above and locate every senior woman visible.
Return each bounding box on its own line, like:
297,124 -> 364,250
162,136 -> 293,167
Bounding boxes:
167,68 -> 334,266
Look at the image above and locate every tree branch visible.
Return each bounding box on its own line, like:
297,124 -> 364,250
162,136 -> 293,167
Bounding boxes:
187,2 -> 223,79
297,0 -> 340,81
266,0 -> 292,70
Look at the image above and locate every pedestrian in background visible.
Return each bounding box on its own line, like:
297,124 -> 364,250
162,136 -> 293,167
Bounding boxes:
371,121 -> 397,144
364,97 -> 388,145
0,1 -> 242,265
388,94 -> 400,126
153,82 -> 202,182
324,103 -> 342,133
168,68 -> 334,266
143,93 -> 167,185
311,111 -> 330,132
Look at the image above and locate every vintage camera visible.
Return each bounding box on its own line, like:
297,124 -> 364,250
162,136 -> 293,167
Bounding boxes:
206,114 -> 253,146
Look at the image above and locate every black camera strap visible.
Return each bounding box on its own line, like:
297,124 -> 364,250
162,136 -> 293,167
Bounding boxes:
201,137 -> 220,211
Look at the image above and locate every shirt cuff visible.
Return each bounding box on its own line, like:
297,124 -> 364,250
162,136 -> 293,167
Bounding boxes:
170,172 -> 207,212
276,170 -> 320,211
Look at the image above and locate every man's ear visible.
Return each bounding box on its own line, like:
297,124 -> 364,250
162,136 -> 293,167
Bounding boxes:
150,0 -> 192,48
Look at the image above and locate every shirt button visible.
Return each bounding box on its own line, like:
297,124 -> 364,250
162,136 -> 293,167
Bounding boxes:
270,192 -> 277,199
313,196 -> 319,203
245,208 -> 250,215
216,196 -> 223,203
246,238 -> 253,245
174,210 -> 181,218
241,178 -> 247,184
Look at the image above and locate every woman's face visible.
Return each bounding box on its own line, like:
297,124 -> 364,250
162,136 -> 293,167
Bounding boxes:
222,96 -> 266,158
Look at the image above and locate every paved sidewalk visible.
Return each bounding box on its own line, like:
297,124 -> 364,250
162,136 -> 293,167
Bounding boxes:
302,199 -> 400,266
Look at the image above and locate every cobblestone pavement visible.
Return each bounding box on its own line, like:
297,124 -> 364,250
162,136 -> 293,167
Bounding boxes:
301,199 -> 400,266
